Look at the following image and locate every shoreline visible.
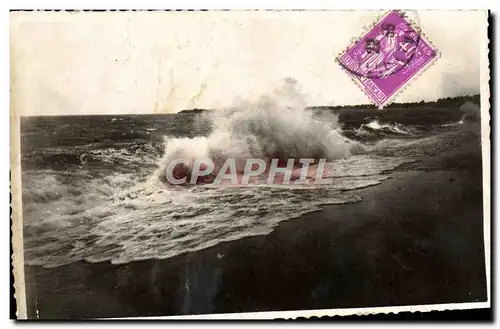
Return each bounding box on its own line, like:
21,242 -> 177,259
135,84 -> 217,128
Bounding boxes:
23,167 -> 487,319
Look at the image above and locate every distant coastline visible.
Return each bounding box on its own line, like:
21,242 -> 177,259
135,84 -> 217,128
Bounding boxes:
178,94 -> 481,115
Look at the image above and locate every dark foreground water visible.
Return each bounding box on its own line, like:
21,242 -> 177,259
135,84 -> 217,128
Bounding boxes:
20,105 -> 487,318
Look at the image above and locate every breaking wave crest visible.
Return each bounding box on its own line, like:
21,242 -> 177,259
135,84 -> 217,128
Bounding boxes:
363,120 -> 411,135
351,120 -> 414,139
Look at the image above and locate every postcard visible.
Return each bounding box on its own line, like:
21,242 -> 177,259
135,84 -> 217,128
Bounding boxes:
10,9 -> 490,319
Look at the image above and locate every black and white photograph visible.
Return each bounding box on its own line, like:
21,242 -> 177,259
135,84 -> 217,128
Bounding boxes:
10,9 -> 490,319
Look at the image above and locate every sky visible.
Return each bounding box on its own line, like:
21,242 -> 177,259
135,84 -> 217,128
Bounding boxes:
10,10 -> 487,116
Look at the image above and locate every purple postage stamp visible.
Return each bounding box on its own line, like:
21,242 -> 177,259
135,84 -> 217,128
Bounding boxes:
337,10 -> 438,108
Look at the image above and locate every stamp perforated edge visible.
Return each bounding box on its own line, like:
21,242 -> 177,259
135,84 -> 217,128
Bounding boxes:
335,9 -> 441,109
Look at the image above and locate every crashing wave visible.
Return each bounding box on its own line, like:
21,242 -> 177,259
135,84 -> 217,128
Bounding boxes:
155,80 -> 364,185
362,120 -> 411,135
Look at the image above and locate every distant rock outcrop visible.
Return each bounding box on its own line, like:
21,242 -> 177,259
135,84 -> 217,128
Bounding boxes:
178,108 -> 209,114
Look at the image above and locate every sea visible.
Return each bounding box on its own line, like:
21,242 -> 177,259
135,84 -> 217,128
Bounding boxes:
20,98 -> 476,269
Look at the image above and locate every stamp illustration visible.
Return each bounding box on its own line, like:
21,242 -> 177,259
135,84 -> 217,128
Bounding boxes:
337,10 -> 438,108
